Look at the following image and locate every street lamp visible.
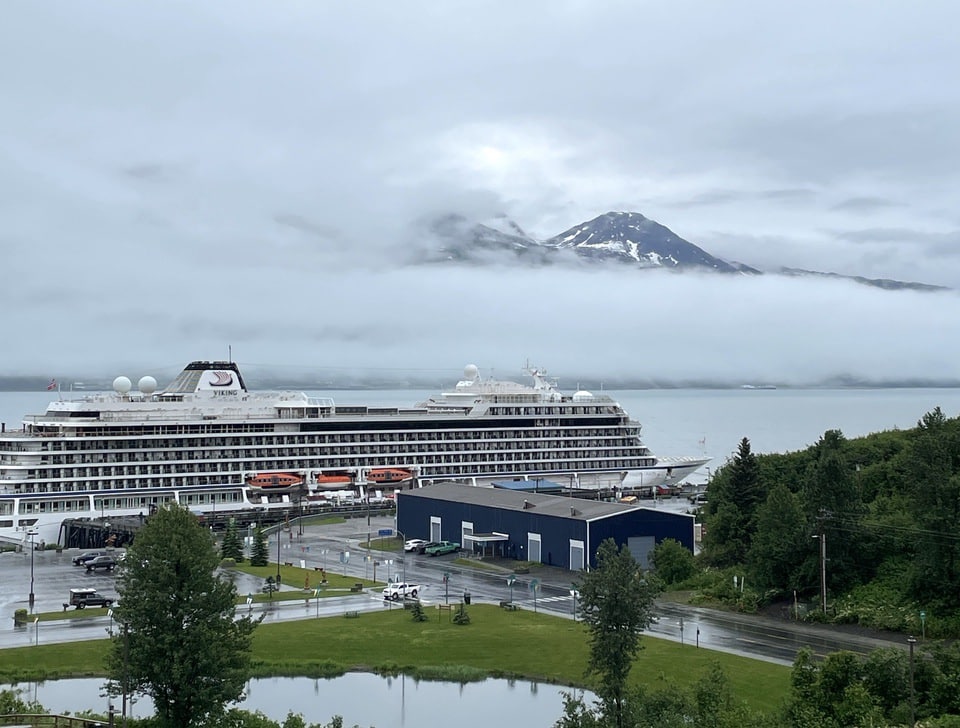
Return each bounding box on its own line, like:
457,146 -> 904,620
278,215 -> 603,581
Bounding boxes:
395,529 -> 407,582
812,532 -> 827,613
276,529 -> 282,585
27,529 -> 38,609
908,635 -> 917,728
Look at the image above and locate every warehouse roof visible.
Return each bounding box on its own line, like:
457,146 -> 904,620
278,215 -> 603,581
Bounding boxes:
398,482 -> 684,523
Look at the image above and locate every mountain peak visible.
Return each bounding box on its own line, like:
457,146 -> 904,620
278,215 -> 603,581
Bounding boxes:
544,210 -> 742,272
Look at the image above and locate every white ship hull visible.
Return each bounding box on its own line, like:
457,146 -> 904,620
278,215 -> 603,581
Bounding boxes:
0,361 -> 709,545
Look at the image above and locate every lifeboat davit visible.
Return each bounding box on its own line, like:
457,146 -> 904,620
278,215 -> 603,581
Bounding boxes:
245,472 -> 305,490
367,468 -> 413,484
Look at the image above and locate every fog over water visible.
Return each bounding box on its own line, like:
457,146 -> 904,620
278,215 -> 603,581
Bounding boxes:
3,2 -> 960,386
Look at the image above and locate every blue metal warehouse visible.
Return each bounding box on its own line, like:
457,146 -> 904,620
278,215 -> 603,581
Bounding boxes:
397,483 -> 695,571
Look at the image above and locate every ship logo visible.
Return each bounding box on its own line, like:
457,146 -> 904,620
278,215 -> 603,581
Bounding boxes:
209,371 -> 234,387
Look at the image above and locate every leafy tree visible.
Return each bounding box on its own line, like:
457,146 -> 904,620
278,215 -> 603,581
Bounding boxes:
651,538 -> 696,586
575,538 -> 660,728
552,690 -> 602,728
748,484 -> 807,592
108,503 -> 261,728
0,688 -> 40,714
861,647 -> 911,717
221,518 -> 244,563
250,526 -> 269,567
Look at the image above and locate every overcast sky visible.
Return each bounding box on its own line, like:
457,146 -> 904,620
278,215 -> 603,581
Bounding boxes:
2,1 -> 959,386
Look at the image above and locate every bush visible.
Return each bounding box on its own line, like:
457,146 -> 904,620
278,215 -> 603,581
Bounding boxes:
452,604 -> 471,625
652,538 -> 697,586
409,601 -> 428,622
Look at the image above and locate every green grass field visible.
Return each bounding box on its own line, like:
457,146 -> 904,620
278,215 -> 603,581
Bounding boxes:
0,605 -> 791,714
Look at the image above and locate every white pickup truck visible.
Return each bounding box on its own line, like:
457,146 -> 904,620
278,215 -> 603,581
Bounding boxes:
382,582 -> 422,601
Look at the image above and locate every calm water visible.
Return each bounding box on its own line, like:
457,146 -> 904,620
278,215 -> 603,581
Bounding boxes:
7,674 -> 579,727
5,386 -> 960,470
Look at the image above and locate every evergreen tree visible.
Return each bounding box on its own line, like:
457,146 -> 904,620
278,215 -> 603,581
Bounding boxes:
250,526 -> 269,567
907,408 -> 960,610
575,538 -> 660,728
107,503 -> 261,728
748,484 -> 807,592
703,437 -> 762,566
452,603 -> 471,625
801,430 -> 867,595
220,518 -> 244,563
409,600 -> 428,622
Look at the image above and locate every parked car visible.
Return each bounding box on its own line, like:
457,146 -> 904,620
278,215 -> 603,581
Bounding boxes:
65,587 -> 114,609
85,555 -> 118,572
688,492 -> 708,505
415,541 -> 440,554
72,550 -> 106,566
424,541 -> 460,556
404,539 -> 428,552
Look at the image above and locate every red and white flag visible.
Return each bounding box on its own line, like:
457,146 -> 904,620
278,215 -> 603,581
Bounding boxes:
46,378 -> 57,391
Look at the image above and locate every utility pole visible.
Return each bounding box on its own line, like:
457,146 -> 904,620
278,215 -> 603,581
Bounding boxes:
813,509 -> 828,614
908,635 -> 917,728
818,527 -> 827,614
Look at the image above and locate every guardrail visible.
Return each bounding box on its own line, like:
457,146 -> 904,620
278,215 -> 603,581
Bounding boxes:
0,715 -> 108,727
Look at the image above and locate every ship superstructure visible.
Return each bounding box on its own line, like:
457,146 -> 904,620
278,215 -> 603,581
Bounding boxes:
0,361 -> 708,545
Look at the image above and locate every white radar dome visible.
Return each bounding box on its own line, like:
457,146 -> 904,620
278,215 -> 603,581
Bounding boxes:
138,375 -> 157,394
463,364 -> 479,381
113,376 -> 132,394
573,390 -> 594,402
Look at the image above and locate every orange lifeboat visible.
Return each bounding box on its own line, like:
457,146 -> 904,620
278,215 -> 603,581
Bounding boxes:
315,472 -> 354,488
367,468 -> 413,484
245,472 -> 305,490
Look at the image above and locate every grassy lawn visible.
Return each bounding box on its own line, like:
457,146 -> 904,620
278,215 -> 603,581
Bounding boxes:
230,563 -> 381,591
0,605 -> 791,714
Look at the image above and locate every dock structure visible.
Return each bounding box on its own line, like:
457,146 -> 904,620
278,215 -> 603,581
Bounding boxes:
58,501 -> 396,549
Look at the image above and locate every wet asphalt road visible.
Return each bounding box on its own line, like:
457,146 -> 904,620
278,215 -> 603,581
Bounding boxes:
0,514 -> 912,663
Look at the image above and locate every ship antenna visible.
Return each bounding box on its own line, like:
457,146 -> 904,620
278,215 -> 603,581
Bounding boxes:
228,345 -> 232,363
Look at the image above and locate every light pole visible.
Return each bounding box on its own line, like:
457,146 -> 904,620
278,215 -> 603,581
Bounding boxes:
395,529 -> 407,583
908,635 -> 917,728
813,531 -> 827,613
276,530 -> 282,585
27,529 -> 38,609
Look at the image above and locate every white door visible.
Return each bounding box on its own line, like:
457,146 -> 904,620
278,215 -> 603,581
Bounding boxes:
430,516 -> 442,542
569,539 -> 585,571
527,533 -> 542,563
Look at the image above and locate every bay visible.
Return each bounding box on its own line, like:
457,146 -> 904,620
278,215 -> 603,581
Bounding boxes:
8,674 -> 579,727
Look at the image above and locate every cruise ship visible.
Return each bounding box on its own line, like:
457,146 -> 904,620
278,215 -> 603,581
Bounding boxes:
0,361 -> 709,546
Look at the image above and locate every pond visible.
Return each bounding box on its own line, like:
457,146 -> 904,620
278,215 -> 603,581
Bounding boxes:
6,673 -> 589,727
